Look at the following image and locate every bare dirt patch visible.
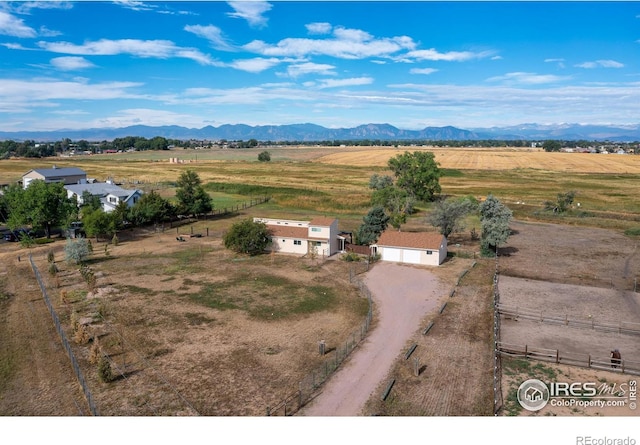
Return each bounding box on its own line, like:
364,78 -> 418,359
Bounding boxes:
497,220 -> 640,416
0,222 -> 370,416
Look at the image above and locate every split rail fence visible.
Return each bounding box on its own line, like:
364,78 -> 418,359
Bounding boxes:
497,303 -> 640,336
498,341 -> 640,376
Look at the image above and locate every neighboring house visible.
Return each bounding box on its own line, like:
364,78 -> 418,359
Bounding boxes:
372,231 -> 447,266
65,181 -> 143,213
22,166 -> 87,189
254,217 -> 341,257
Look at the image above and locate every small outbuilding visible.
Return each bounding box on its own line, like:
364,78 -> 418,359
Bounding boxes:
373,231 -> 447,266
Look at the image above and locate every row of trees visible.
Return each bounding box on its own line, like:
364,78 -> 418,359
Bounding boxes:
0,170 -> 213,242
354,150 -> 512,256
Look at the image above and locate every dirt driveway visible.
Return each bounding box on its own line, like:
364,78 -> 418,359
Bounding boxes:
299,263 -> 447,416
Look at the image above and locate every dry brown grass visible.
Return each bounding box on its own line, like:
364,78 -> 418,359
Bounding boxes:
316,147 -> 640,173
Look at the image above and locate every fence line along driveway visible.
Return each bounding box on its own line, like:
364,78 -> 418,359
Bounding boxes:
299,263 -> 447,416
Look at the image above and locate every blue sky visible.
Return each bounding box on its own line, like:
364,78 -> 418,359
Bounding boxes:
0,1 -> 639,132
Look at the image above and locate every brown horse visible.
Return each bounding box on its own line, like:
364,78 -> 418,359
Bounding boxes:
611,349 -> 622,369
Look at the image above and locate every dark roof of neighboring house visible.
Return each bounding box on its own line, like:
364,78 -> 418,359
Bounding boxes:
268,225 -> 309,239
309,217 -> 337,227
25,167 -> 86,178
376,231 -> 445,250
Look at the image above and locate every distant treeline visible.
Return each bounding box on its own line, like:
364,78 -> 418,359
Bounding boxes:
1,136 -> 638,159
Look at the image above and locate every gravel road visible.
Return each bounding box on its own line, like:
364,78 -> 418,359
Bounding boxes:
299,262 -> 446,416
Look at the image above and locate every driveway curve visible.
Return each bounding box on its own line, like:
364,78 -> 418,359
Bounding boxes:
299,262 -> 446,416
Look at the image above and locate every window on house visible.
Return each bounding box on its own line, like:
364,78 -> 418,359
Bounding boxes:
294,240 -> 301,245
311,227 -> 321,232
315,241 -> 322,246
109,196 -> 117,203
426,250 -> 433,255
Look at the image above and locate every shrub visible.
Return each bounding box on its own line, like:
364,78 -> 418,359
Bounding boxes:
258,150 -> 271,162
65,237 -> 91,265
223,219 -> 272,256
47,250 -> 55,263
97,355 -> 115,383
342,252 -> 361,262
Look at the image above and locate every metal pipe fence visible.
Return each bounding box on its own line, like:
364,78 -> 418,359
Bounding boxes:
28,255 -> 99,416
493,256 -> 504,415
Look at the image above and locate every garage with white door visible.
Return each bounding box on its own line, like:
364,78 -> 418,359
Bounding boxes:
381,247 -> 401,262
374,230 -> 447,266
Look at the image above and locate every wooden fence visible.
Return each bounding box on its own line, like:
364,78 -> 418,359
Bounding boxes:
497,303 -> 640,336
497,341 -> 640,375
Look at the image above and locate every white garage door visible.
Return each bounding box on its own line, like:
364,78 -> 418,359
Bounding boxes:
382,247 -> 401,262
402,249 -> 421,264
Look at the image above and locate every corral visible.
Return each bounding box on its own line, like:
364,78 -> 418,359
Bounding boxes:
496,220 -> 640,416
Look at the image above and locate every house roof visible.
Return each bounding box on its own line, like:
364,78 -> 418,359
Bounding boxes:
25,167 -> 86,178
65,182 -> 130,197
268,225 -> 309,240
376,231 -> 445,250
309,217 -> 337,227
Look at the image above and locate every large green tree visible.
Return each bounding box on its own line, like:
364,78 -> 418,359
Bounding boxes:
175,170 -> 213,218
479,194 -> 512,256
5,181 -> 75,238
427,197 -> 478,238
388,151 -> 441,202
371,185 -> 415,230
82,208 -> 116,242
356,206 -> 390,245
223,219 -> 272,255
128,190 -> 176,226
542,140 -> 562,152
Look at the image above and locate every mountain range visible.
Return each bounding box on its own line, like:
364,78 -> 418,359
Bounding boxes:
1,123 -> 639,143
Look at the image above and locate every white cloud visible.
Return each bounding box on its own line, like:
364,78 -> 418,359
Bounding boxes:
91,108 -> 201,128
38,26 -> 62,37
545,58 -> 566,68
38,39 -> 220,65
0,11 -> 37,37
405,48 -> 494,62
306,22 -> 332,35
50,56 -> 96,71
487,72 -> 571,85
410,68 -> 438,75
184,24 -> 234,51
286,62 -> 336,78
112,1 -> 157,12
228,57 -> 281,73
244,26 -> 416,59
9,2 -> 73,14
316,77 -> 374,89
1,43 -> 34,50
0,78 -> 142,108
575,59 -> 624,69
227,1 -> 272,28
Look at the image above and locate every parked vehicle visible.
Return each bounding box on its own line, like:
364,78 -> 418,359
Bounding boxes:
3,229 -> 35,242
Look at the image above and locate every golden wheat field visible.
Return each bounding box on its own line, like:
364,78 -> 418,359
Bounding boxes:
315,147 -> 640,173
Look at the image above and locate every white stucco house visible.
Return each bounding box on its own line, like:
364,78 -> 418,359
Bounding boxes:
372,231 -> 447,266
22,166 -> 87,189
65,181 -> 143,213
254,217 -> 341,257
